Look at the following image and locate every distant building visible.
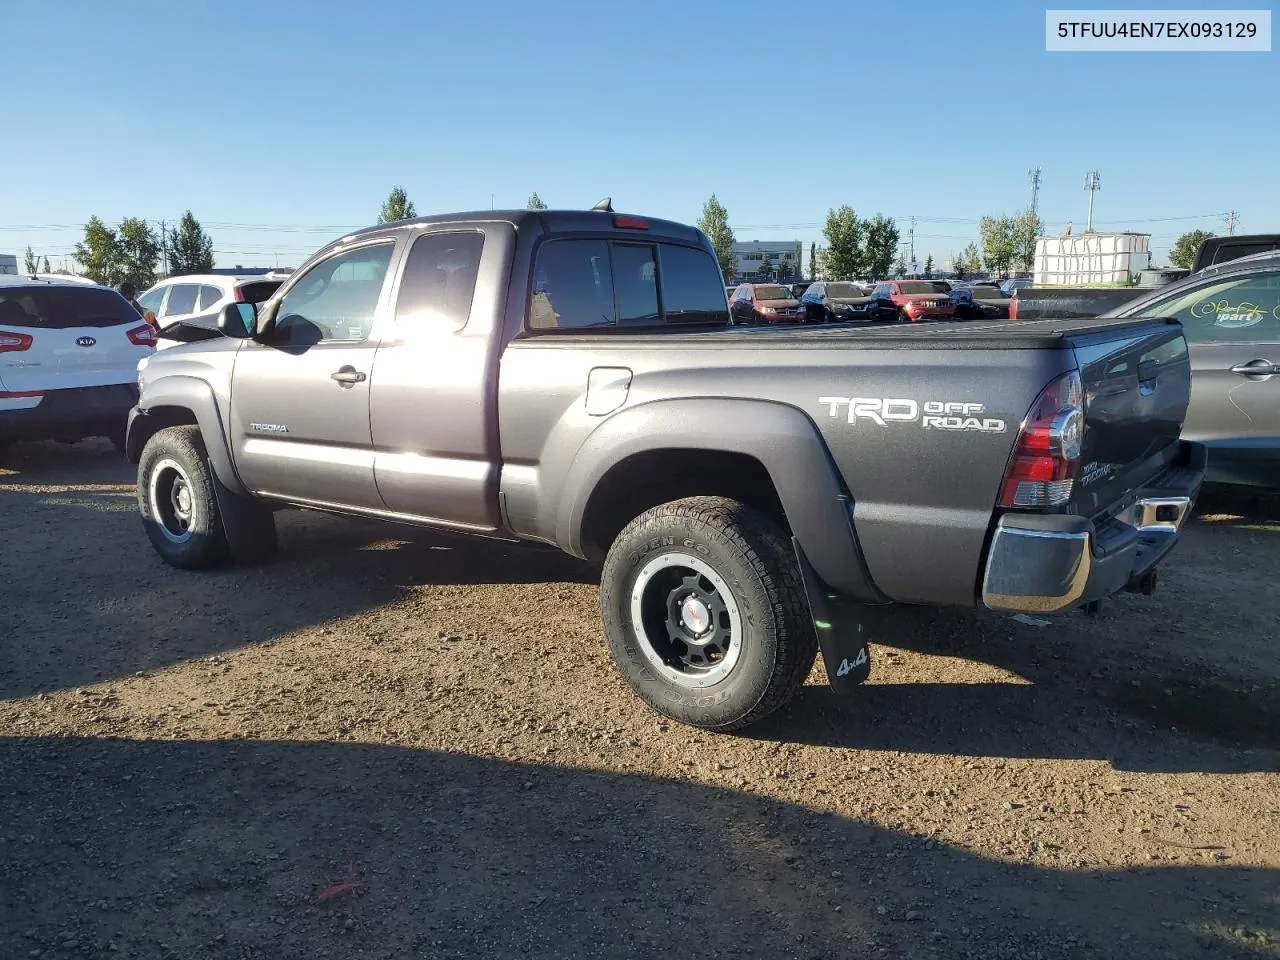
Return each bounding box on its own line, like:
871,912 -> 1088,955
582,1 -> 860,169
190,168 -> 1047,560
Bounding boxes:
0,253 -> 18,275
731,241 -> 803,282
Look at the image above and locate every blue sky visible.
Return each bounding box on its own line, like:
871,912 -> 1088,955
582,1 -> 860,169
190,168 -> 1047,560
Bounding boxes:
1,0 -> 1275,270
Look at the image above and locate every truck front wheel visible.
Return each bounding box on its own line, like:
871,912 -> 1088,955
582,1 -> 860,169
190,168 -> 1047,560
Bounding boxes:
138,425 -> 234,569
600,496 -> 818,731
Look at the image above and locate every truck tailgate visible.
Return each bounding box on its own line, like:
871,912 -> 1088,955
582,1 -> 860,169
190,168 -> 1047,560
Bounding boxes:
1066,320 -> 1191,514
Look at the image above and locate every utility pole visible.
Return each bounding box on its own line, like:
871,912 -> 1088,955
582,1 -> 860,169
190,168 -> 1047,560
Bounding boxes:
1083,171 -> 1101,232
909,216 -> 916,273
1225,210 -> 1239,235
159,219 -> 168,276
1028,167 -> 1042,215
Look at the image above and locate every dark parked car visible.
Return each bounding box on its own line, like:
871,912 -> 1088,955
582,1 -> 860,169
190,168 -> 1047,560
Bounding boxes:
800,281 -> 872,322
1000,277 -> 1032,297
952,284 -> 1011,321
1102,251 -> 1280,487
728,283 -> 806,324
866,280 -> 957,322
789,281 -> 815,299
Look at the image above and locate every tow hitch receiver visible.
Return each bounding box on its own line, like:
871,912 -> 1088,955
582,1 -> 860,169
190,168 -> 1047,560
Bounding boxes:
793,539 -> 882,693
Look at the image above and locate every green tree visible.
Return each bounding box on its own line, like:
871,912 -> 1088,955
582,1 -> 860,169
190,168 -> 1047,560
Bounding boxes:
962,242 -> 982,277
166,211 -> 215,276
1169,229 -> 1215,269
696,194 -> 737,283
526,192 -> 548,210
23,246 -> 38,274
41,256 -> 51,273
808,241 -> 817,279
117,217 -> 161,289
1012,210 -> 1043,273
978,214 -> 1017,277
74,216 -> 123,285
378,186 -> 417,224
924,254 -> 934,276
821,205 -> 865,280
893,255 -> 907,277
864,214 -> 900,280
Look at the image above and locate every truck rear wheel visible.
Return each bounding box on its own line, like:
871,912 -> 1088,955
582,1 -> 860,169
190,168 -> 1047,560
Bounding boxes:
600,496 -> 817,731
138,426 -> 230,569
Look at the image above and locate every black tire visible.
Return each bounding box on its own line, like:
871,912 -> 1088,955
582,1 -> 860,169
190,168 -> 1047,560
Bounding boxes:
108,427 -> 127,456
138,425 -> 230,569
600,496 -> 818,731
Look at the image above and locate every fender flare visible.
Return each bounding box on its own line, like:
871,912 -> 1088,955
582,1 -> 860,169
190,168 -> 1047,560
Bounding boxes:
126,375 -> 247,497
557,397 -> 883,602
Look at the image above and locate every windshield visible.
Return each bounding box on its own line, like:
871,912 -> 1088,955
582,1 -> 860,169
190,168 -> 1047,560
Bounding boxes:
826,283 -> 862,298
754,285 -> 791,301
898,281 -> 949,295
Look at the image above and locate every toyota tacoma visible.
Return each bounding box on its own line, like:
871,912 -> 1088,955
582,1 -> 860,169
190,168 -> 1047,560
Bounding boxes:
126,201 -> 1206,731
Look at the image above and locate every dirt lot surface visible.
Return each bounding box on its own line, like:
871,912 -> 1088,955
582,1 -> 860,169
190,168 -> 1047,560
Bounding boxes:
2,440 -> 1278,960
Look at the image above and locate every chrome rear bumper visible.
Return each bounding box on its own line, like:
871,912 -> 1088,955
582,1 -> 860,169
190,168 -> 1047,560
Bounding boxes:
982,442 -> 1205,615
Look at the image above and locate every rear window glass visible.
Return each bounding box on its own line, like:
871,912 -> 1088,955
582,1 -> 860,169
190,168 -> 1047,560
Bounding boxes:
237,280 -> 282,304
754,285 -> 791,300
530,239 -> 615,330
0,286 -> 139,329
613,244 -> 659,325
660,244 -> 730,324
197,285 -> 224,310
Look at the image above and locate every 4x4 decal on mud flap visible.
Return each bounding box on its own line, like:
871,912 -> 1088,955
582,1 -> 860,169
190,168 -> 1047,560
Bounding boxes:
817,396 -> 1007,433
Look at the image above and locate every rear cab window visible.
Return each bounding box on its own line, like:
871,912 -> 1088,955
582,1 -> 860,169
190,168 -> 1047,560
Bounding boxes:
528,237 -> 729,330
0,285 -> 140,328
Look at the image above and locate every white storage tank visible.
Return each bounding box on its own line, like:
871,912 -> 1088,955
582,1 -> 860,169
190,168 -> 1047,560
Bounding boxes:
1033,233 -> 1151,286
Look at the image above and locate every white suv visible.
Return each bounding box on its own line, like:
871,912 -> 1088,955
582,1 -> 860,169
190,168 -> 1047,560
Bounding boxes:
139,273 -> 287,348
0,276 -> 156,453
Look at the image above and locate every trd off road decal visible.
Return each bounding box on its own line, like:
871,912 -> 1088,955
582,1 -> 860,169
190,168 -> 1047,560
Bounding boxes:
817,396 -> 1007,433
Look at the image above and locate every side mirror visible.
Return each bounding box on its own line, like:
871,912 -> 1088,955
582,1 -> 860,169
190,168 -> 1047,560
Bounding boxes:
218,302 -> 256,339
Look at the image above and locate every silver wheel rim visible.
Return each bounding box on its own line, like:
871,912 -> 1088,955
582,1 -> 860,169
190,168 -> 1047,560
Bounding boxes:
149,457 -> 195,544
629,551 -> 743,688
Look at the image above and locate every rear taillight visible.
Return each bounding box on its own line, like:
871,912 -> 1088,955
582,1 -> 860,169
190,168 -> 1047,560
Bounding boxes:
234,287 -> 246,303
613,214 -> 649,230
0,330 -> 33,352
127,324 -> 157,347
998,370 -> 1084,509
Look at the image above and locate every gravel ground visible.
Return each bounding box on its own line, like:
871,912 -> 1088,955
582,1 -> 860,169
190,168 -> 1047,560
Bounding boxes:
1,439 -> 1277,960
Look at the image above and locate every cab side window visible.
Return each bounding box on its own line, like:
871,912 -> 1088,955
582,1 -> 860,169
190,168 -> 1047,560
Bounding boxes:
272,242 -> 395,344
1132,272 -> 1280,344
395,232 -> 485,333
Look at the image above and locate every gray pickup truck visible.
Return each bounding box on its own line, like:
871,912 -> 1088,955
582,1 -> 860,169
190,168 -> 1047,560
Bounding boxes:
126,203 -> 1206,730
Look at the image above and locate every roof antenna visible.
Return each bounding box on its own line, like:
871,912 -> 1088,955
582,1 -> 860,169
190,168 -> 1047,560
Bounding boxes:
591,197 -> 614,213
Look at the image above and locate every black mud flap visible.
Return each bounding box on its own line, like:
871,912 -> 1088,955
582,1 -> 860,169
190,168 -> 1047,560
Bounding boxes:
793,538 -> 885,694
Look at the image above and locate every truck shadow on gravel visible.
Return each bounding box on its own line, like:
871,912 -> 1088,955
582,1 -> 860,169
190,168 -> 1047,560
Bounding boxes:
0,445 -> 592,700
1,735 -> 1275,960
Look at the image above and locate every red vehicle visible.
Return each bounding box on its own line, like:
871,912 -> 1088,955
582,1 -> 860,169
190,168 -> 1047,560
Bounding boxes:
866,280 -> 956,322
728,283 -> 807,324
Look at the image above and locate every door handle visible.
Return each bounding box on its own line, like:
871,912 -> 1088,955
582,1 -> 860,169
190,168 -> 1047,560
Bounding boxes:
1229,359 -> 1280,377
330,366 -> 367,386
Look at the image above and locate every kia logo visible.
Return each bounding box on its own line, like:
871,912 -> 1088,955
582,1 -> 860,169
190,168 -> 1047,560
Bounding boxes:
76,336 -> 96,347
